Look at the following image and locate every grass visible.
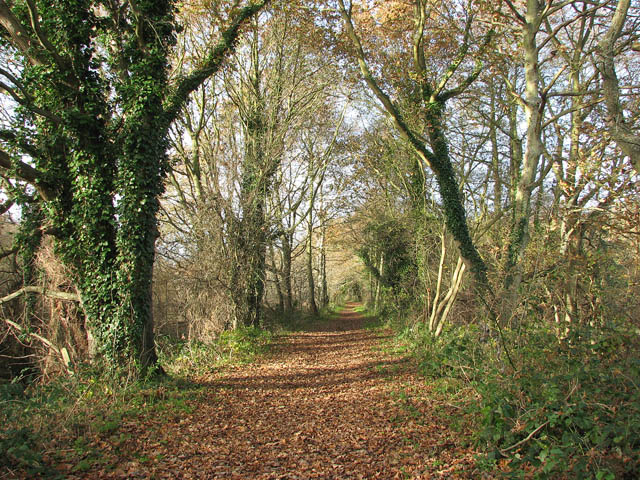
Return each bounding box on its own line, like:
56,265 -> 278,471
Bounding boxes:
390,388 -> 422,423
157,325 -> 274,376
350,303 -> 387,330
276,305 -> 342,332
0,367 -> 214,476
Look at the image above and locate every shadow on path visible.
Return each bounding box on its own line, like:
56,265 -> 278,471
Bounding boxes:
75,303 -> 477,479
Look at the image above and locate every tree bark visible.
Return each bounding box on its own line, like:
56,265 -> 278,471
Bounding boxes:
503,0 -> 545,321
270,245 -> 285,312
282,234 -> 294,313
306,202 -> 318,315
595,0 -> 640,173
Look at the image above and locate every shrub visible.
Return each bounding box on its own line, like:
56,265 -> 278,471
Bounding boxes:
406,320 -> 640,478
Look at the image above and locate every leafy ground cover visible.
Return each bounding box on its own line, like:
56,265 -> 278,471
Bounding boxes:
2,305 -> 482,479
399,321 -> 640,479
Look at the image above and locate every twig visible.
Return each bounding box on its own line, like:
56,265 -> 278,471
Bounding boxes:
4,317 -> 58,352
3,316 -> 74,374
499,381 -> 580,456
613,370 -> 640,392
499,420 -> 550,455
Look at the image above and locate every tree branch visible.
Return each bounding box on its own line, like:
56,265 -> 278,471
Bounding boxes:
499,421 -> 550,455
0,70 -> 63,125
0,128 -> 40,159
24,0 -> 67,69
0,148 -> 55,200
3,317 -> 73,373
0,286 -> 80,306
412,0 -> 427,74
336,0 -> 436,169
440,23 -> 495,102
595,0 -> 640,173
163,0 -> 269,125
0,0 -> 45,66
433,12 -> 474,98
503,0 -> 526,24
0,198 -> 14,216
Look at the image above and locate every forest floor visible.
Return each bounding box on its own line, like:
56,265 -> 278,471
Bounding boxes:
35,304 -> 482,479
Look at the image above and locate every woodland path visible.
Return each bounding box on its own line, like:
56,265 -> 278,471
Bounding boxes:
71,304 -> 477,479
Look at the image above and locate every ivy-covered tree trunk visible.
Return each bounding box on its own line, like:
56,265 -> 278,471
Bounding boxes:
338,0 -> 492,294
0,0 -> 268,372
228,19 -> 293,327
231,202 -> 268,328
230,30 -> 269,328
422,99 -> 488,286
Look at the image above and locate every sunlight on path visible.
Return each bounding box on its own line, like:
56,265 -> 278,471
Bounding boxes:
88,304 -> 477,479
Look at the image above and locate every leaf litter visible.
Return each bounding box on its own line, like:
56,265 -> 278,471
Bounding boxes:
44,304 -> 481,479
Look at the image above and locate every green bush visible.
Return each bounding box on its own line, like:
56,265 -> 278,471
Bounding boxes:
0,427 -> 44,473
480,325 -> 639,478
402,320 -> 640,478
1,380 -> 45,473
218,326 -> 273,362
402,322 -> 485,378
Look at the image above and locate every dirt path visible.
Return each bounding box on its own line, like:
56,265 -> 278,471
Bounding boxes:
79,304 -> 477,479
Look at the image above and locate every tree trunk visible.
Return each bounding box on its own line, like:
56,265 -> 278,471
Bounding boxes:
489,85 -> 502,214
429,230 -> 447,332
319,221 -> 329,308
374,254 -> 384,313
230,27 -> 269,328
306,210 -> 318,315
270,245 -> 285,312
503,0 -> 545,321
596,0 -> 640,173
434,256 -> 466,337
282,234 -> 293,312
337,0 -> 490,292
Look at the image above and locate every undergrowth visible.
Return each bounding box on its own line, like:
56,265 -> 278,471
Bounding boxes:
400,320 -> 640,479
157,326 -> 274,376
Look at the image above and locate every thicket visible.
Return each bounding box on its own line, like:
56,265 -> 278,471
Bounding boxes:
336,0 -> 640,475
406,320 -> 640,479
351,144 -> 640,478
